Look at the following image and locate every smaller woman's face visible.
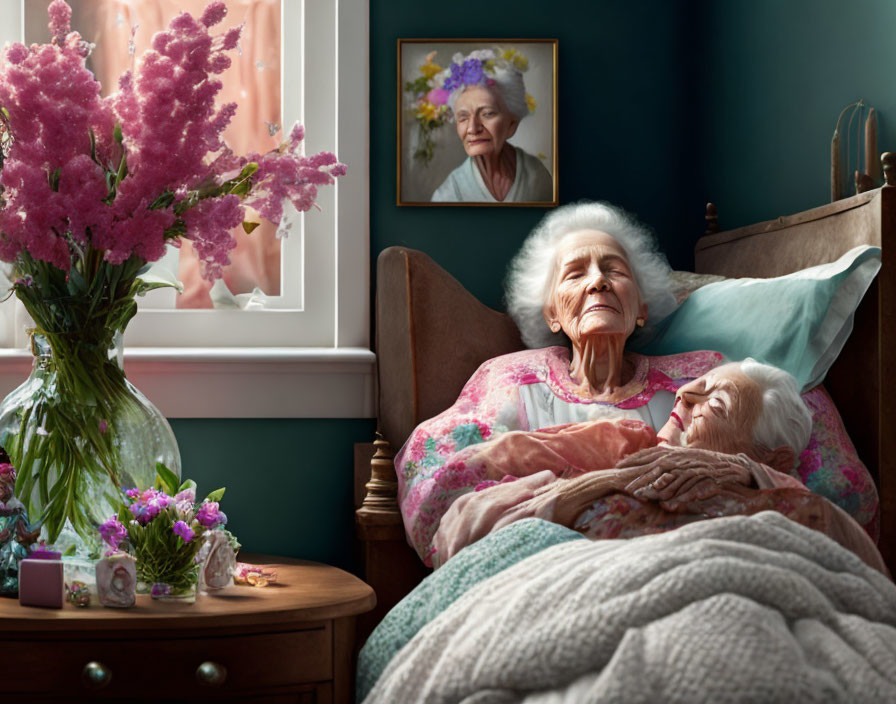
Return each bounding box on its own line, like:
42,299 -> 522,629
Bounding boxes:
453,85 -> 519,158
656,365 -> 762,454
545,230 -> 647,344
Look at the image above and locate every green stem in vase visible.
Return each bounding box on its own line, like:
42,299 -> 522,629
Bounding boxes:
4,248 -> 151,544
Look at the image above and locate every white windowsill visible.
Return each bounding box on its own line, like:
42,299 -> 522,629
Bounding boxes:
0,348 -> 377,419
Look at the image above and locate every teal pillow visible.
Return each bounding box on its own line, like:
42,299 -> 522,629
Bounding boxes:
629,246 -> 881,392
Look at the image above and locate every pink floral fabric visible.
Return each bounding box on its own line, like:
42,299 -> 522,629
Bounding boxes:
396,347 -> 723,564
397,347 -> 881,565
794,386 -> 880,541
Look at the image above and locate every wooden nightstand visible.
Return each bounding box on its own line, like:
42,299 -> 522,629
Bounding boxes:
0,553 -> 375,702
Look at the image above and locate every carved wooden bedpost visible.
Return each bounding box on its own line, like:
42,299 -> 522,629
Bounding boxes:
705,203 -> 719,235
882,152 -> 896,188
357,433 -> 400,519
355,432 -> 428,642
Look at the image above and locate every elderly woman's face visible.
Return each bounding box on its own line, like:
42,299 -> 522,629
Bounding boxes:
656,365 -> 762,454
545,230 -> 647,345
453,85 -> 519,158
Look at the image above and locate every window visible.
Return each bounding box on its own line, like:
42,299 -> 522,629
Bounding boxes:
0,0 -> 373,417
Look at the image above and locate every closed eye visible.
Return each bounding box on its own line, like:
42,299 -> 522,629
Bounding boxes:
708,396 -> 727,416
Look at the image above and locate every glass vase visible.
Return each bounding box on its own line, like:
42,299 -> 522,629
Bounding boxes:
0,332 -> 181,557
150,579 -> 198,603
148,563 -> 199,604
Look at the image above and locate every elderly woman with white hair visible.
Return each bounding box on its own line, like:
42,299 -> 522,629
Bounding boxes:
395,201 -> 881,570
429,50 -> 553,203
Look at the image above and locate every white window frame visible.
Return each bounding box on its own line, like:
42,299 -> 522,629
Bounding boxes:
0,0 -> 374,418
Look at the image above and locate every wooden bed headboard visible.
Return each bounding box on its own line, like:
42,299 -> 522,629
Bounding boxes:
357,172 -> 895,634
695,181 -> 894,569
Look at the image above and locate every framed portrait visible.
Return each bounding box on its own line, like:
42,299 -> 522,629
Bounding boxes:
397,38 -> 558,206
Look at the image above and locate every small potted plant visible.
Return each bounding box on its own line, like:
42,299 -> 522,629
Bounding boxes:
98,464 -> 228,603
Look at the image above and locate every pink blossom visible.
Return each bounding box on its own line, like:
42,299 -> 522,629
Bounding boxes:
128,488 -> 173,524
0,0 -> 344,280
426,88 -> 450,106
208,53 -> 231,74
175,487 -> 196,505
4,43 -> 28,65
200,2 -> 228,27
183,194 -> 242,280
174,487 -> 196,518
221,26 -> 242,51
98,516 -> 127,550
195,500 -> 226,528
0,463 -> 16,482
47,0 -> 72,44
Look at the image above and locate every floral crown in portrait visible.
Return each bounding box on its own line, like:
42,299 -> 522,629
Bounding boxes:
404,47 -> 536,166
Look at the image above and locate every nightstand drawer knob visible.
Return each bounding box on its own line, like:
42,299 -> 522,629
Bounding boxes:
196,661 -> 228,687
82,661 -> 111,689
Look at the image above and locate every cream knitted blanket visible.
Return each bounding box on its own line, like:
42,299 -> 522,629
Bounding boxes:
364,512 -> 896,703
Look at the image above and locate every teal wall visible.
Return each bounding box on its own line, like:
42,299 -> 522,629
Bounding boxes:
371,0 -> 704,310
699,0 -> 896,229
170,0 -> 896,573
169,418 -> 375,572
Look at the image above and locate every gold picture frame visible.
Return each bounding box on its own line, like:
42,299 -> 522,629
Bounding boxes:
397,38 -> 558,207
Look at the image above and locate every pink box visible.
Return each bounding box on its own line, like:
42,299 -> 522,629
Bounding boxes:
19,552 -> 64,609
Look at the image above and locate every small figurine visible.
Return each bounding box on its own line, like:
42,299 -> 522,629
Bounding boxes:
19,543 -> 64,608
96,552 -> 137,608
199,529 -> 239,592
0,461 -> 41,597
65,580 -> 91,608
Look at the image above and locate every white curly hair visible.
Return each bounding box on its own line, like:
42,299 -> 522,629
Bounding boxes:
504,201 -> 678,349
736,358 -> 813,458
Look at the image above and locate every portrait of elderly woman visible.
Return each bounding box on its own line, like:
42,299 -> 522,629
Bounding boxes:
398,40 -> 557,205
395,201 -> 881,572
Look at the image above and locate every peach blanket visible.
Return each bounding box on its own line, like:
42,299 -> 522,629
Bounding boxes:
432,419 -> 887,574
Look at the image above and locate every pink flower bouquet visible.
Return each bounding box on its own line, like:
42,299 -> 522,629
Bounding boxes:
0,1 -> 344,548
100,463 -> 229,600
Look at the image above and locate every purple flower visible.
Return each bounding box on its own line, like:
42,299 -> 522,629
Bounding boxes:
195,500 -> 226,528
443,59 -> 485,91
98,419 -> 109,434
98,516 -> 127,551
173,520 -> 195,543
127,488 -> 172,524
150,582 -> 172,598
125,488 -> 141,499
128,502 -> 152,524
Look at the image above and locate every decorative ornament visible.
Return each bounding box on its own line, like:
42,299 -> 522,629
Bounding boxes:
233,562 -> 278,588
65,580 -> 91,607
